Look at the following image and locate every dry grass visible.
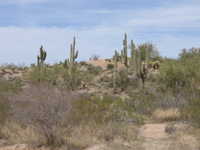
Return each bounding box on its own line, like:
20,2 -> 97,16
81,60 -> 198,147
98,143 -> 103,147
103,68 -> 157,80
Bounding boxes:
66,122 -> 139,149
1,122 -> 139,150
1,121 -> 44,146
152,108 -> 181,122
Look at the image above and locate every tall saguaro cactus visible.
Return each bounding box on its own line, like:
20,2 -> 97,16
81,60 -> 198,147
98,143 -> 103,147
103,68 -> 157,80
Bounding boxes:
64,37 -> 79,90
37,46 -> 47,68
36,45 -> 47,82
113,50 -> 120,91
121,33 -> 129,68
130,40 -> 136,71
67,37 -> 78,67
136,44 -> 150,88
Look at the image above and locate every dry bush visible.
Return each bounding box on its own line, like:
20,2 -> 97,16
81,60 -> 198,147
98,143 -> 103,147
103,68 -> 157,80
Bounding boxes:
8,84 -> 76,146
67,124 -> 99,149
152,108 -> 181,122
96,123 -> 139,143
67,122 -> 139,149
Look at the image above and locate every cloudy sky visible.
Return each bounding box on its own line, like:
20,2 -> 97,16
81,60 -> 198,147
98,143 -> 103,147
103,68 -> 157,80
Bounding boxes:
0,0 -> 200,64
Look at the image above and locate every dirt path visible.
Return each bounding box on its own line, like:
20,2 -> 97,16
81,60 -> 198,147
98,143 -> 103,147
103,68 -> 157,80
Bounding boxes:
139,123 -> 168,139
138,123 -> 172,150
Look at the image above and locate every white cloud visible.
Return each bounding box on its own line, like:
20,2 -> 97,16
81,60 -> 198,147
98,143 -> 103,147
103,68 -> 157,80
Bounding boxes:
126,5 -> 200,29
0,2 -> 200,64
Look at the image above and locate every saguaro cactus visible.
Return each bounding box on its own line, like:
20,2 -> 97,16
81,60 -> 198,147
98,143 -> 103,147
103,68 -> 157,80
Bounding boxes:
130,40 -> 136,71
36,45 -> 47,82
113,50 -> 120,91
37,45 -> 47,68
64,37 -> 79,90
121,33 -> 129,68
136,44 -> 150,88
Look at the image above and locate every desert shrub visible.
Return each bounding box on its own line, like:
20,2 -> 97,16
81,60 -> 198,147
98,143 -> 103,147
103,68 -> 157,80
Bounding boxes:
8,84 -> 75,146
115,69 -> 130,91
70,95 -> 143,125
87,64 -> 102,75
63,67 -> 82,90
107,63 -> 114,70
179,47 -> 200,60
159,60 -> 187,90
28,64 -> 67,87
138,43 -> 160,61
160,50 -> 200,92
1,63 -> 26,70
96,122 -> 138,142
128,89 -> 157,115
0,95 -> 10,139
28,66 -> 54,84
79,61 -> 87,66
28,63 -> 95,90
0,79 -> 22,93
89,55 -> 100,61
0,95 -> 9,127
181,91 -> 200,127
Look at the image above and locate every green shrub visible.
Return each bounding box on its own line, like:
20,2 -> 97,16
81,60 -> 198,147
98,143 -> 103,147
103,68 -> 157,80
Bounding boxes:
63,67 -> 82,90
107,64 -> 114,70
0,95 -> 10,134
159,61 -> 187,90
87,64 -> 102,75
70,95 -> 143,125
116,69 -> 130,91
160,50 -> 200,92
0,79 -> 22,93
128,89 -> 156,115
28,65 -> 62,86
181,91 -> 200,127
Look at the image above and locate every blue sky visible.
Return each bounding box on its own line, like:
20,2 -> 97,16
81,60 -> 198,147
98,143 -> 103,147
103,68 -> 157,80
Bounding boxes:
0,0 -> 200,64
